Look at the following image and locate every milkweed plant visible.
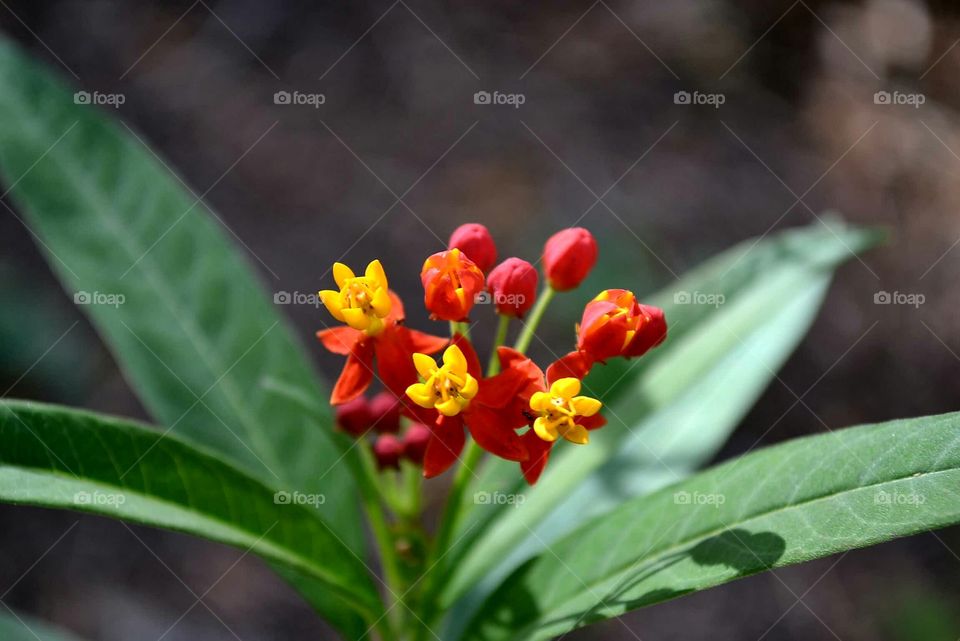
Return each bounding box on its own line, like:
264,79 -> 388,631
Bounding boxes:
0,38 -> 958,641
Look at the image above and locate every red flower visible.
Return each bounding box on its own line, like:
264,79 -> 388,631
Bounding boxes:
494,348 -> 606,484
317,260 -> 447,405
406,336 -> 530,478
449,223 -> 497,273
486,258 -> 538,318
577,289 -> 667,362
543,227 -> 597,291
421,249 -> 485,322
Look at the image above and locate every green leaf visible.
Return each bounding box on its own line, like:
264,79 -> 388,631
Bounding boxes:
444,218 -> 882,615
0,40 -> 367,634
465,411 -> 960,641
0,610 -> 85,641
0,400 -> 383,625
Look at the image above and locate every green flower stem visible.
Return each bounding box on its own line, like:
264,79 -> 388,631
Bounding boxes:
513,285 -> 556,354
417,313 -> 515,634
486,314 -> 511,376
357,443 -> 405,635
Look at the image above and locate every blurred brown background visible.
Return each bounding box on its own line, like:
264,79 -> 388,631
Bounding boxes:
1,1 -> 959,639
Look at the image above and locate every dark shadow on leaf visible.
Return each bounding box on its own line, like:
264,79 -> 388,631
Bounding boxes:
467,528 -> 786,640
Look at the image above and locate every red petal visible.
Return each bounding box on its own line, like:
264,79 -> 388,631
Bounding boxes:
519,430 -> 553,484
406,328 -> 448,355
330,339 -> 375,404
316,326 -> 363,355
546,350 -> 594,384
373,326 -> 418,399
465,405 -> 527,462
474,368 -> 530,408
423,415 -> 466,478
578,413 -> 607,431
386,290 -> 406,323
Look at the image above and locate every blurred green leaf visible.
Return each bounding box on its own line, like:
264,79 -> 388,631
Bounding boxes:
0,400 -> 383,624
444,218 -> 882,621
0,610 -> 85,641
0,40 -> 367,635
465,411 -> 960,641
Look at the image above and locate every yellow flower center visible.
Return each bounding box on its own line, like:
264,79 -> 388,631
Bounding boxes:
406,344 -> 479,417
529,377 -> 602,444
320,260 -> 392,335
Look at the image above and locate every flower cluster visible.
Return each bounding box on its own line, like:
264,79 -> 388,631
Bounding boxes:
317,224 -> 667,484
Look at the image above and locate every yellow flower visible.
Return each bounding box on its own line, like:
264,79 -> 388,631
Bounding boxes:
529,378 -> 602,444
319,260 -> 392,336
406,344 -> 479,417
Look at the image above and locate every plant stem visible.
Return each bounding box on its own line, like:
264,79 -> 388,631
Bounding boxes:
513,285 -> 555,354
357,444 -> 405,635
486,314 -> 511,376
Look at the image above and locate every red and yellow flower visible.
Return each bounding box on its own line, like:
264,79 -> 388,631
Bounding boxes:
421,249 -> 485,321
406,337 -> 528,477
577,288 -> 667,362
490,347 -> 606,484
317,259 -> 447,405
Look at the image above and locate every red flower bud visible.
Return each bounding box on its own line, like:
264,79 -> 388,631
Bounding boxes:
577,289 -> 667,362
486,258 -> 538,317
543,227 -> 598,291
369,391 -> 401,434
449,223 -> 497,273
421,249 -> 485,321
335,396 -> 372,436
402,422 -> 431,465
373,434 -> 403,471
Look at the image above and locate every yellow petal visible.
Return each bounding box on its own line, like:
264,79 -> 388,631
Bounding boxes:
443,344 -> 467,373
563,424 -> 590,445
366,316 -> 384,336
437,397 -> 462,417
533,417 -> 558,442
413,353 -> 438,379
365,259 -> 388,290
319,290 -> 345,322
333,262 -> 355,289
550,377 -> 581,400
341,307 -> 370,331
371,287 -> 391,317
529,391 -> 551,412
455,287 -> 467,311
571,396 -> 602,417
406,383 -> 436,409
459,374 -> 479,400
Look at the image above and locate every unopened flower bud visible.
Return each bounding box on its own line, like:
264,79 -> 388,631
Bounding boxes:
449,223 -> 497,273
369,391 -> 401,433
543,227 -> 597,291
335,396 -> 372,437
421,249 -> 485,321
373,434 -> 403,471
402,423 -> 431,465
486,258 -> 538,317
